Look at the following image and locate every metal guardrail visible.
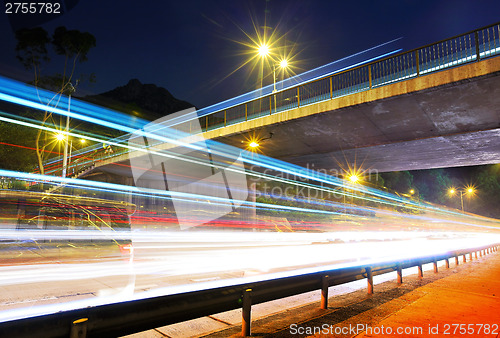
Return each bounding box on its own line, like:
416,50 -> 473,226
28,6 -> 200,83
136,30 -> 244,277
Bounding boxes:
0,244 -> 497,337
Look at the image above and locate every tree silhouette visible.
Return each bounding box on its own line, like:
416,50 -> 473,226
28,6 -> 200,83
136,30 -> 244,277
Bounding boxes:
14,26 -> 96,175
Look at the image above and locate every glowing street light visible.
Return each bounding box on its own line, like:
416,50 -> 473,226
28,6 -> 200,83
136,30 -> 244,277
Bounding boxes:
409,189 -> 415,195
448,187 -> 475,212
62,82 -> 76,178
349,174 -> 360,183
55,133 -> 65,141
273,58 -> 289,93
249,141 -> 259,149
246,133 -> 273,152
258,44 -> 270,57
80,139 -> 86,145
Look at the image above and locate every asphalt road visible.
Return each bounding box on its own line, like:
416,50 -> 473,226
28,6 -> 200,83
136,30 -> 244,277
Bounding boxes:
0,229 -> 498,323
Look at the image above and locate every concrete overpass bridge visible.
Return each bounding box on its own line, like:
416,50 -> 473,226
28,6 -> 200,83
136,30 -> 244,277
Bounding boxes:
62,22 -> 500,181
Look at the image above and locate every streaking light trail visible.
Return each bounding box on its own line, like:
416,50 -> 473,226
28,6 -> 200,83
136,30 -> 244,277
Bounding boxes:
1,33 -> 500,326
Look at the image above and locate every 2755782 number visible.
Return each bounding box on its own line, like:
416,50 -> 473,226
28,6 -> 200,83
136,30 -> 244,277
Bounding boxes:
443,324 -> 499,335
5,2 -> 61,14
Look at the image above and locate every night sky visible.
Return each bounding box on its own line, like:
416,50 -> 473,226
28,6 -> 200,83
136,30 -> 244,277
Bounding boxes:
1,0 -> 499,109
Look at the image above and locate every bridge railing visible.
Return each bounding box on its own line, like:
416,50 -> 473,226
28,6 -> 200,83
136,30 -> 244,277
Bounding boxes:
42,22 -> 500,177
204,22 -> 500,131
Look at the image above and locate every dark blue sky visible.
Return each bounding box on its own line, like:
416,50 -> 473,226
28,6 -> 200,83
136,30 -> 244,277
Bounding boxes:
1,0 -> 499,108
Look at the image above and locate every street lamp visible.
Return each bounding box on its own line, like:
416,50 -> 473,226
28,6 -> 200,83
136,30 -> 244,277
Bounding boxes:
249,141 -> 259,149
256,43 -> 290,91
348,174 -> 360,183
272,58 -> 289,93
246,133 -> 273,152
62,82 -> 76,178
55,133 -> 65,142
448,187 -> 475,212
258,44 -> 269,57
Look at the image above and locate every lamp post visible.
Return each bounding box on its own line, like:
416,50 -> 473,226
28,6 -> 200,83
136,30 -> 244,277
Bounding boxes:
341,173 -> 361,219
62,82 -> 76,178
257,43 -> 289,92
448,187 -> 475,212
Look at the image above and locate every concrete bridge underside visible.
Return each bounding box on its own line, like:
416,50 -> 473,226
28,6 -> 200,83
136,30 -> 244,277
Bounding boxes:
207,57 -> 500,173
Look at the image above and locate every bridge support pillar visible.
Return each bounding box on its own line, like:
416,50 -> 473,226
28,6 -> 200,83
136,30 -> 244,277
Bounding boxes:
445,258 -> 450,269
433,260 -> 438,273
418,264 -> 423,278
455,255 -> 459,265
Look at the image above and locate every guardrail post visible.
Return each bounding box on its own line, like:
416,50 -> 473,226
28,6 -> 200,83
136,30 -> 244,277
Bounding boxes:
297,87 -> 300,107
245,104 -> 248,121
475,251 -> 478,259
480,250 -> 483,257
321,275 -> 329,309
224,110 -> 227,127
242,288 -> 252,337
70,318 -> 88,338
433,260 -> 438,273
469,252 -> 473,260
463,254 -> 467,263
445,258 -> 450,269
397,265 -> 403,284
418,263 -> 423,278
455,255 -> 459,265
366,267 -> 373,294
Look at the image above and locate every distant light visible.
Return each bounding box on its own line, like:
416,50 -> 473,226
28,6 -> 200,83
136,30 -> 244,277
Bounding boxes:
279,59 -> 289,69
349,174 -> 359,183
249,141 -> 260,148
258,44 -> 269,57
409,189 -> 415,195
55,133 -> 65,141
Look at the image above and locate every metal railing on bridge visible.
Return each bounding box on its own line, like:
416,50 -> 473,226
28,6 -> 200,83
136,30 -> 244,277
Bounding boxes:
45,22 -> 500,177
203,22 -> 500,130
